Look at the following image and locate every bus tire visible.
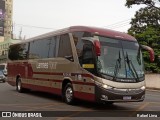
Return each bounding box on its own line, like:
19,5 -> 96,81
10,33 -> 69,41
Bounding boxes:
64,83 -> 74,104
16,78 -> 24,93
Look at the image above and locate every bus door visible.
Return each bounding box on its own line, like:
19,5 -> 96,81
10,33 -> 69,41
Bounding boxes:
79,38 -> 97,102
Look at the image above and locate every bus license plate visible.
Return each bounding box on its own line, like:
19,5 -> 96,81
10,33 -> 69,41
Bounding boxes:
123,96 -> 131,100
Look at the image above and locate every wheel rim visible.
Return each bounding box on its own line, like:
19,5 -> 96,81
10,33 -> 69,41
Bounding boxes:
17,80 -> 21,91
65,87 -> 73,102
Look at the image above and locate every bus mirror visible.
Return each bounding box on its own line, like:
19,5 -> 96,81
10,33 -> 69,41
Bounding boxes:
94,40 -> 101,56
141,45 -> 154,62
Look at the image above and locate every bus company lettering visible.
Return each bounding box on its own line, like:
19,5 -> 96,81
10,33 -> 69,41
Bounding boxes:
36,62 -> 48,69
49,62 -> 57,69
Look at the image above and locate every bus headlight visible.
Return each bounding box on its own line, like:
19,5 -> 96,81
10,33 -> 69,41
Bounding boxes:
103,84 -> 108,89
140,86 -> 146,90
95,81 -> 112,89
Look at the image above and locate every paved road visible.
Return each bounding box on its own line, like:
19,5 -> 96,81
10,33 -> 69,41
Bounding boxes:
0,82 -> 160,120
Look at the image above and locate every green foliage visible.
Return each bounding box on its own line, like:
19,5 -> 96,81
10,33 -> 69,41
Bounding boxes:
126,0 -> 160,73
125,0 -> 160,10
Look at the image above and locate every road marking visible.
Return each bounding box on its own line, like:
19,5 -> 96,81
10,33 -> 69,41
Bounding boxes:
129,102 -> 150,117
0,102 -> 59,106
149,102 -> 160,105
146,93 -> 160,97
56,106 -> 95,120
146,89 -> 160,93
0,102 -> 64,111
56,110 -> 91,120
25,103 -> 64,111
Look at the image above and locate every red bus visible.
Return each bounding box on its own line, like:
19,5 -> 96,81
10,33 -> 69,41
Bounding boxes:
7,26 -> 154,104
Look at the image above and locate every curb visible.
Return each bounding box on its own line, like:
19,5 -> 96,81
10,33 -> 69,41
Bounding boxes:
146,87 -> 160,92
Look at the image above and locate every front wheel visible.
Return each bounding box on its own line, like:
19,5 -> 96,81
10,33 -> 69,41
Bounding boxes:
64,83 -> 74,104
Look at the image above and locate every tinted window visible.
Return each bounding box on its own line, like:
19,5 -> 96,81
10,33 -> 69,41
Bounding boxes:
82,42 -> 96,74
58,34 -> 72,58
72,32 -> 92,65
48,36 -> 57,58
8,43 -> 29,60
29,37 -> 57,59
82,43 -> 95,64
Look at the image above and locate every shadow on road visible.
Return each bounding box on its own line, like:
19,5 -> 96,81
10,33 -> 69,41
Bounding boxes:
13,89 -> 131,111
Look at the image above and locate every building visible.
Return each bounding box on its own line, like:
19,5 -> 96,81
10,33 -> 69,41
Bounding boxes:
0,0 -> 18,63
0,0 -> 5,41
2,0 -> 13,41
0,0 -> 13,42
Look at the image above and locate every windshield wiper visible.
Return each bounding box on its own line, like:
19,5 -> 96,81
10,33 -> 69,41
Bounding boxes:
125,52 -> 139,82
113,51 -> 121,81
137,45 -> 142,65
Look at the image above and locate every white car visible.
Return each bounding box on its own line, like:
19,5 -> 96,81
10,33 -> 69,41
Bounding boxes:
0,71 -> 6,83
0,63 -> 7,76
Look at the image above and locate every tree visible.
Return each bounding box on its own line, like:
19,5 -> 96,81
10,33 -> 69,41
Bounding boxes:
126,0 -> 160,73
125,0 -> 160,10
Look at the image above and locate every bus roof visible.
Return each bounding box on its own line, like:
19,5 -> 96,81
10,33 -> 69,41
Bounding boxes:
69,26 -> 136,41
22,26 -> 137,43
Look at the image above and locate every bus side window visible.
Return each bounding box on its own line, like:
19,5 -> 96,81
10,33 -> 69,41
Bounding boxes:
82,43 -> 96,74
48,36 -> 57,58
8,43 -> 29,60
58,34 -> 73,61
72,32 -> 92,65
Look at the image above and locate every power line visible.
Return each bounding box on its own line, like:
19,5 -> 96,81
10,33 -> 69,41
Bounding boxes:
15,23 -> 56,30
14,19 -> 131,31
110,23 -> 131,29
104,19 -> 131,28
107,22 -> 130,29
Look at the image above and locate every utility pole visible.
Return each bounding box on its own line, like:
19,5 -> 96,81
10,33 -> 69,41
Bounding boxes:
19,27 -> 22,40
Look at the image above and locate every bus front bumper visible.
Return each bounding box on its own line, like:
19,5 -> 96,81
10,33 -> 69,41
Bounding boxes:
95,85 -> 145,103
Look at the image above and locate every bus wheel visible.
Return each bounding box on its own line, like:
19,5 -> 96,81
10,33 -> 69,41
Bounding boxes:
16,78 -> 24,93
64,83 -> 74,104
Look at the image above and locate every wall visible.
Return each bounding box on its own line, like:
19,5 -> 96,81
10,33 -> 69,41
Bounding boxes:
145,74 -> 160,89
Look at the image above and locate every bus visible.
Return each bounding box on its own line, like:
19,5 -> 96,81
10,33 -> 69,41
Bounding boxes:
7,26 -> 154,104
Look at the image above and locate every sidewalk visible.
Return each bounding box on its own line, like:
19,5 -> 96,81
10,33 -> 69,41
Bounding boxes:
145,74 -> 160,90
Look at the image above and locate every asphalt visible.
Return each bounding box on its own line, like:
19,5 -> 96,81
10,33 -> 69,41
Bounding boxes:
145,74 -> 160,90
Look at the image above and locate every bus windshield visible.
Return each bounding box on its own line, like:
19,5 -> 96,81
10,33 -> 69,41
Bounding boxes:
97,36 -> 144,82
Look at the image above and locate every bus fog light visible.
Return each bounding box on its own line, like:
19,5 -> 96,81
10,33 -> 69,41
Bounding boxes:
101,95 -> 108,100
141,95 -> 145,99
140,86 -> 145,90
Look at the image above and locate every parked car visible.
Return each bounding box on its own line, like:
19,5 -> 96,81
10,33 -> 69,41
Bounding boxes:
0,63 -> 7,76
0,71 -> 6,83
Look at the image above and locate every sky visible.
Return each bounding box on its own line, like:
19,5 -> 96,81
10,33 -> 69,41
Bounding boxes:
13,0 -> 145,39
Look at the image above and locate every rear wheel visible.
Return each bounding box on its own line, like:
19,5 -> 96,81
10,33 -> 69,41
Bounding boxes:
16,78 -> 24,93
64,83 -> 74,104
